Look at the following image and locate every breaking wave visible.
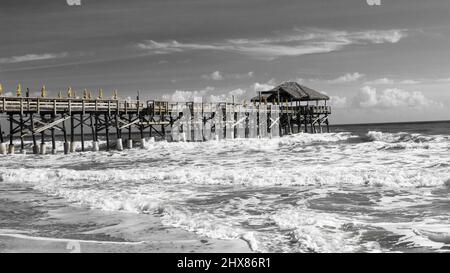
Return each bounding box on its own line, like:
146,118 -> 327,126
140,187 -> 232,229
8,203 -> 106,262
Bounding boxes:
1,130 -> 450,252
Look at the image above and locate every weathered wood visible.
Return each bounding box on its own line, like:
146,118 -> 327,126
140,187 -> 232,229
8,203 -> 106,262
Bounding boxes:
22,115 -> 70,136
80,113 -> 85,151
19,113 -> 24,150
105,114 -> 110,150
0,95 -> 331,154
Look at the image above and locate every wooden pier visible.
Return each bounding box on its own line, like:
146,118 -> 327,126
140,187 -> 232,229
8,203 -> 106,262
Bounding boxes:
0,82 -> 331,155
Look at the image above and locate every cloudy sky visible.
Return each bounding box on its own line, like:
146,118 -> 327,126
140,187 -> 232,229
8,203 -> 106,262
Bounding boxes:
1,0 -> 450,124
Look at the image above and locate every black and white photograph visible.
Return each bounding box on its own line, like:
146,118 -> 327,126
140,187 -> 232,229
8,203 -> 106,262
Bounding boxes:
0,0 -> 449,262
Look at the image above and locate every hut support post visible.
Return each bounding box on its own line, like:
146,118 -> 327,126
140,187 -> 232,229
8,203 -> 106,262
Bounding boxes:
304,111 -> 308,133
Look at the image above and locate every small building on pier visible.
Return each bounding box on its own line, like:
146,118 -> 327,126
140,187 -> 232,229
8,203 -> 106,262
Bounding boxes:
0,81 -> 332,155
251,81 -> 331,134
251,81 -> 329,105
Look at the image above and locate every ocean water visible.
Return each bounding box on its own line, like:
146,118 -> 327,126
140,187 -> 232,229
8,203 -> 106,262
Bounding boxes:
1,121 -> 450,252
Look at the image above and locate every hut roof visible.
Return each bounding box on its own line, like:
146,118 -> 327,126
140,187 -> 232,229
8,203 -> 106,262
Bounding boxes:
251,81 -> 329,102
267,82 -> 329,101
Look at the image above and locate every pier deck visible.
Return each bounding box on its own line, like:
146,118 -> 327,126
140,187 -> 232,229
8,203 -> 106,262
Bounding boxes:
0,96 -> 331,155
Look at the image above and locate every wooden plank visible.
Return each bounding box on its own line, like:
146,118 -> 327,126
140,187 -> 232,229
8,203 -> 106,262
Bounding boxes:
23,115 -> 71,136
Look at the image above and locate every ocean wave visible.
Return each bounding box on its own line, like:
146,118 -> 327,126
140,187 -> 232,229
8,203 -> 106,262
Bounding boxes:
365,131 -> 448,144
271,208 -> 382,252
1,166 -> 448,188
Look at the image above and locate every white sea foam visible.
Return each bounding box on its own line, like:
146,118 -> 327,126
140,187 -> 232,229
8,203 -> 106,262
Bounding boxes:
1,131 -> 450,252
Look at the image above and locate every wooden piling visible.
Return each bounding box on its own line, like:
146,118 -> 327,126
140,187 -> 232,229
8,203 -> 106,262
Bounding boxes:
8,113 -> 14,154
62,114 -> 69,154
80,113 -> 85,151
128,113 -> 132,149
104,114 -> 110,151
70,114 -> 75,152
30,114 -> 38,154
0,88 -> 331,153
51,114 -> 56,154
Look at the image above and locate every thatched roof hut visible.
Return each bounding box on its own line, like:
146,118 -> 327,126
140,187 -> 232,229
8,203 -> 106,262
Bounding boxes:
251,81 -> 329,102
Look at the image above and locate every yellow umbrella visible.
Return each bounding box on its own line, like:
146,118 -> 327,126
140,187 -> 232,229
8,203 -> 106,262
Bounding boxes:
41,85 -> 46,98
16,83 -> 22,97
67,86 -> 72,98
0,83 -> 3,96
98,88 -> 103,99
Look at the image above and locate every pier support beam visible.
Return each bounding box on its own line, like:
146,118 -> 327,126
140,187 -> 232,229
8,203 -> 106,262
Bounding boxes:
62,114 -> 69,154
40,143 -> 47,155
64,142 -> 70,155
128,114 -> 133,149
8,144 -> 14,155
40,114 -> 45,154
80,113 -> 85,152
139,115 -> 145,149
70,115 -> 76,152
51,114 -> 56,154
0,143 -> 7,155
105,114 -> 110,151
116,115 -> 122,151
30,114 -> 39,154
8,114 -> 14,154
116,138 -> 123,151
19,113 -> 24,152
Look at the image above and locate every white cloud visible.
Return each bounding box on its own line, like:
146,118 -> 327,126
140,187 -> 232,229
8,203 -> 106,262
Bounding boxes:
364,78 -> 420,85
201,71 -> 254,81
329,96 -> 348,108
436,77 -> 450,83
365,78 -> 394,85
209,88 -> 249,103
202,71 -> 224,80
253,79 -> 276,91
326,72 -> 364,83
353,86 -> 441,109
295,73 -> 363,84
399,80 -> 421,84
0,52 -> 68,64
162,87 -> 250,103
229,71 -> 255,79
137,29 -> 407,60
162,86 -> 215,102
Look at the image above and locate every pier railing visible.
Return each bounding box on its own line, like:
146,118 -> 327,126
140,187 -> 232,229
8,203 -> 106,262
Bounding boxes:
0,96 -> 331,155
0,97 -> 331,116
0,97 -> 144,114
